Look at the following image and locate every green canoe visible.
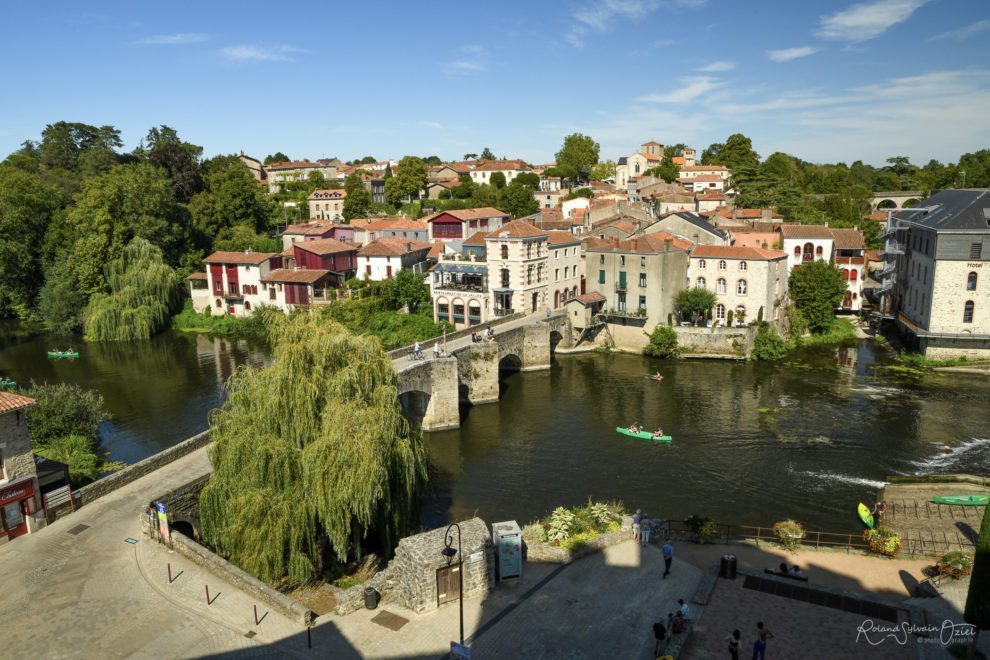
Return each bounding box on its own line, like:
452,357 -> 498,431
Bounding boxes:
47,351 -> 79,358
933,495 -> 990,506
615,427 -> 672,442
857,502 -> 874,528
0,381 -> 17,391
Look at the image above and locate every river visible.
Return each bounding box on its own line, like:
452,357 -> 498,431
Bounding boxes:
1,322 -> 987,534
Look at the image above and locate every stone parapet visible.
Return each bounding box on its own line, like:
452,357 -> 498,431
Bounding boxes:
525,528 -> 631,564
140,515 -> 315,625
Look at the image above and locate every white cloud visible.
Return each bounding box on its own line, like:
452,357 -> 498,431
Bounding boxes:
221,44 -> 307,62
444,60 -> 485,76
135,33 -> 208,46
697,61 -> 735,72
766,46 -> 820,62
930,19 -> 990,41
818,0 -> 929,41
567,0 -> 703,47
637,76 -> 724,103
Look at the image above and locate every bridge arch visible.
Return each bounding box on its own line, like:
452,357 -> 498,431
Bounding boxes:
498,353 -> 523,372
903,198 -> 921,208
550,329 -> 564,353
876,199 -> 898,209
398,389 -> 432,426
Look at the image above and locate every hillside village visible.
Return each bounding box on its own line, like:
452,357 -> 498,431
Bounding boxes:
186,140 -> 990,360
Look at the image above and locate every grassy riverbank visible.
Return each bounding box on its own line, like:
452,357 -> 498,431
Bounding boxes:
170,300 -> 272,338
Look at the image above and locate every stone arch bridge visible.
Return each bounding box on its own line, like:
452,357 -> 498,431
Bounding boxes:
393,313 -> 574,431
807,190 -> 924,210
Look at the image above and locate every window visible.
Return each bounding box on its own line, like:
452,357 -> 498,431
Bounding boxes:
696,277 -> 706,289
816,245 -> 823,257
617,293 -> 626,311
718,260 -> 727,271
599,269 -> 605,284
555,268 -> 560,282
639,295 -> 647,311
850,269 -> 858,281
737,279 -> 747,295
501,245 -> 509,259
640,257 -> 646,267
215,299 -> 222,307
698,259 -> 706,269
555,250 -> 559,259
842,268 -> 849,281
971,243 -> 982,260
245,301 -> 251,311
968,272 -> 978,291
620,256 -> 625,266
527,265 -> 534,285
793,246 -> 801,257
739,261 -> 747,271
963,300 -> 974,323
775,279 -> 780,295
501,268 -> 510,287
599,254 -> 604,264
715,303 -> 725,320
736,305 -> 745,322
639,273 -> 647,287
717,278 -> 726,294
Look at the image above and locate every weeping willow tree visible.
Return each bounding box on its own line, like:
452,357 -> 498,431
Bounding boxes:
199,311 -> 430,586
83,237 -> 182,341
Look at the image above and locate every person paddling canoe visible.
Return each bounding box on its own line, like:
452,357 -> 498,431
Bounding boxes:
652,427 -> 664,439
653,371 -> 663,382
628,422 -> 641,433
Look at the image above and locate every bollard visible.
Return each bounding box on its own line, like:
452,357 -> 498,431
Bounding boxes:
254,604 -> 258,626
205,585 -> 210,605
168,563 -> 172,584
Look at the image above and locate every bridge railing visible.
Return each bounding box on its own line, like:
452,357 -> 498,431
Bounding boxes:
387,311 -> 529,360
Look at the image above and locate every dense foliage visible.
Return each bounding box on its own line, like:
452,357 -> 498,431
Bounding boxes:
83,238 -> 182,341
788,260 -> 847,334
24,382 -> 124,487
964,502 -> 990,630
752,327 -> 790,360
199,313 -> 430,585
643,325 -> 678,358
674,288 -> 717,323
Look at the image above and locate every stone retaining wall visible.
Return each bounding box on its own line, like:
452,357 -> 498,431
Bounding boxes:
525,516 -> 635,564
140,515 -> 314,625
50,431 -> 212,518
674,326 -> 756,356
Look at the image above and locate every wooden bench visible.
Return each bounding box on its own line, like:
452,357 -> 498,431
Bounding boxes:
764,568 -> 809,582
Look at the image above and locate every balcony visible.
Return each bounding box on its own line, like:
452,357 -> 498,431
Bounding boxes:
614,281 -> 627,292
494,308 -> 515,317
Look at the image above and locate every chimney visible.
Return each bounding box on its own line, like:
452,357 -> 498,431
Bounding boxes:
761,208 -> 771,220
664,239 -> 673,252
613,237 -> 620,249
245,248 -> 253,254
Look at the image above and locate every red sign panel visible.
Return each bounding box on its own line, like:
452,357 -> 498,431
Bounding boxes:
0,479 -> 34,508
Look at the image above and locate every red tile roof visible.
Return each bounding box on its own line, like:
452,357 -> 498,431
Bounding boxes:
427,241 -> 446,258
691,245 -> 788,260
778,224 -> 836,239
264,160 -> 323,170
830,228 -> 866,249
363,218 -> 428,232
547,231 -> 580,245
203,251 -> 276,265
642,141 -> 663,146
294,238 -> 357,255
680,165 -> 729,172
0,391 -> 36,414
587,232 -> 692,253
687,174 -> 724,182
261,268 -> 332,284
420,207 -> 508,223
186,272 -> 207,280
487,220 -> 549,239
574,292 -> 606,304
283,219 -> 335,236
463,231 -> 492,246
358,237 -> 433,256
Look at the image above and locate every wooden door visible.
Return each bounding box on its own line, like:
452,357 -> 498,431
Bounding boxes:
436,565 -> 461,606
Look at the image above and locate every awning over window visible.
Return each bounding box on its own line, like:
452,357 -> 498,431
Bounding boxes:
434,263 -> 487,274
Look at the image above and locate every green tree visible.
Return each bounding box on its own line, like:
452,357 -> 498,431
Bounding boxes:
38,121 -> 123,171
752,327 -> 790,360
358,156 -> 377,165
263,152 -> 290,165
0,168 -> 59,316
564,187 -> 593,200
199,313 -> 430,585
700,142 -> 723,166
589,160 -> 617,181
83,237 -> 182,341
514,172 -> 540,188
385,156 -> 427,204
555,133 -> 599,180
422,155 -> 442,166
716,133 -> 759,171
663,143 -> 686,159
643,325 -> 678,358
463,153 -> 478,161
480,147 -> 495,160
342,174 -> 371,220
489,171 -> 506,189
212,225 -> 281,254
391,269 -> 431,313
498,183 -> 539,218
38,256 -> 87,334
646,157 -> 680,183
674,288 -> 717,323
964,505 -> 990,650
788,259 -> 846,334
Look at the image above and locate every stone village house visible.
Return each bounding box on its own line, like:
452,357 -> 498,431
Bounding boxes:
0,392 -> 46,543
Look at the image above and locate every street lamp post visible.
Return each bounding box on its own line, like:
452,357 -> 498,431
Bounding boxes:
441,522 -> 464,645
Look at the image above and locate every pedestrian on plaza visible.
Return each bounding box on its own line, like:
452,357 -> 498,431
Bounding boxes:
546,307 -> 551,319
652,618 -> 667,656
667,612 -> 674,631
662,541 -> 674,578
678,599 -> 689,618
727,629 -> 741,660
632,509 -> 642,542
641,514 -> 651,546
752,621 -> 774,660
671,611 -> 685,634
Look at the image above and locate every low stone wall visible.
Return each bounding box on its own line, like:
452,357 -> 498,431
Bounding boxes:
149,473 -> 211,539
526,516 -> 635,564
386,311 -> 528,360
140,515 -> 314,625
674,325 -> 756,357
50,431 -> 212,518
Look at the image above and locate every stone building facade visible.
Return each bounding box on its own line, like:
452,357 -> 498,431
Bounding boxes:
0,392 -> 45,543
689,246 -> 789,325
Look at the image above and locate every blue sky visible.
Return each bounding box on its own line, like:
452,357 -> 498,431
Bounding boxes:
2,0 -> 989,167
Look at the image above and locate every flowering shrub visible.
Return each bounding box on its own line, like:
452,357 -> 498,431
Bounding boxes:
864,526 -> 902,557
773,519 -> 805,551
590,502 -> 612,526
547,507 -> 575,544
521,501 -> 624,547
937,550 -> 974,580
